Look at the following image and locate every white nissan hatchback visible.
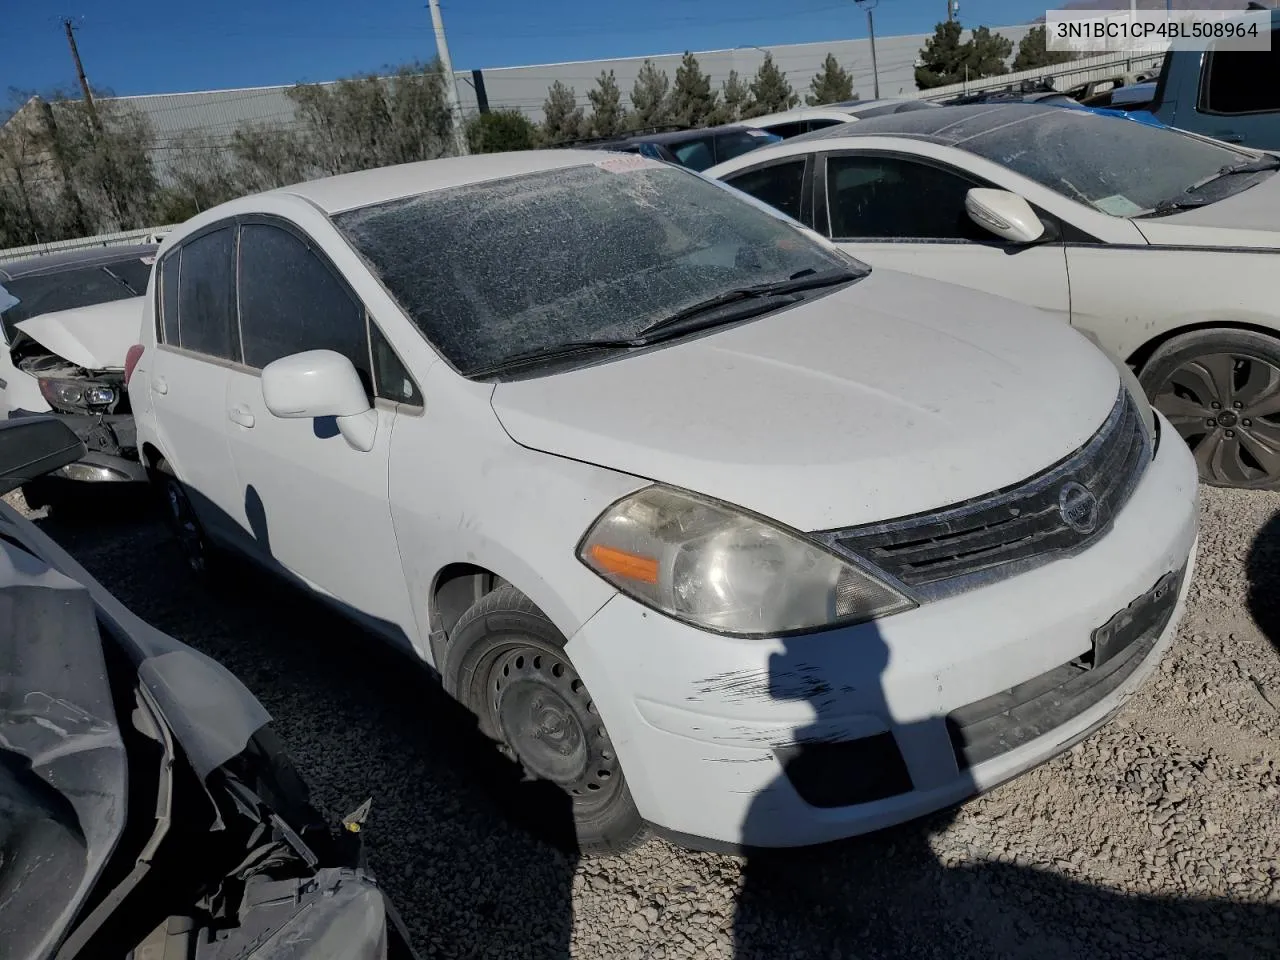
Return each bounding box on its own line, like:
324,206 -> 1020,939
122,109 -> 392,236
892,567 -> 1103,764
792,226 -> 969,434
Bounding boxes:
128,150 -> 1199,854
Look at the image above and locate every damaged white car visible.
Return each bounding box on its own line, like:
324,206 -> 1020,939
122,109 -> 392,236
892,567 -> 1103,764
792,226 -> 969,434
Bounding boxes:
0,244 -> 154,505
130,152 -> 1199,854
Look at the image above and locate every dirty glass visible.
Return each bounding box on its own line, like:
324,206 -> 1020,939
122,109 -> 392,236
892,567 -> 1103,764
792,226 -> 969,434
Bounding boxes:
333,162 -> 847,376
0,267 -> 140,343
954,109 -> 1252,215
237,223 -> 368,377
177,227 -> 239,360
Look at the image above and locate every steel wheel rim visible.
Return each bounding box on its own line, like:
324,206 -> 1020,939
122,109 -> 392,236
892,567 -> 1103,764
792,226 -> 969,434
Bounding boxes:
1155,351 -> 1280,487
486,644 -> 621,802
165,479 -> 207,573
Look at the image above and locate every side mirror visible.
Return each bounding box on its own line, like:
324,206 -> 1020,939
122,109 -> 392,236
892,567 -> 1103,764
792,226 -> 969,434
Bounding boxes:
0,417 -> 86,496
261,350 -> 377,452
965,188 -> 1047,244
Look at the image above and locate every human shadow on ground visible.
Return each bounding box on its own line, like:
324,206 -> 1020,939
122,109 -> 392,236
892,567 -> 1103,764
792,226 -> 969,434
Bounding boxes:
1245,509 -> 1280,659
733,612 -> 1280,960
36,494 -> 580,959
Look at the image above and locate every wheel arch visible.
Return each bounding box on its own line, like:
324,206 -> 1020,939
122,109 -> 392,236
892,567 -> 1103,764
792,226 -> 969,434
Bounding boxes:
1127,319 -> 1280,373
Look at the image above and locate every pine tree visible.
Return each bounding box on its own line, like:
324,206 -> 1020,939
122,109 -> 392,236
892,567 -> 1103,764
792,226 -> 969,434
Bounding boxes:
667,51 -> 718,128
718,70 -> 750,123
630,60 -> 671,128
807,53 -> 855,106
915,21 -> 1014,89
915,21 -> 967,89
587,70 -> 627,137
541,80 -> 584,144
744,53 -> 799,117
966,26 -> 1014,80
1012,25 -> 1074,72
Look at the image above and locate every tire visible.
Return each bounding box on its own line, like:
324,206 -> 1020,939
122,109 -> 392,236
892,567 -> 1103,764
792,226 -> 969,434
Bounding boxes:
153,457 -> 220,577
444,584 -> 647,855
1139,328 -> 1280,490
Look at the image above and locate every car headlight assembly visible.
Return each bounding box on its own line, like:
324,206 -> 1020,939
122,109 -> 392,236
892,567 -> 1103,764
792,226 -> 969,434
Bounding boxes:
39,377 -> 117,414
578,486 -> 915,637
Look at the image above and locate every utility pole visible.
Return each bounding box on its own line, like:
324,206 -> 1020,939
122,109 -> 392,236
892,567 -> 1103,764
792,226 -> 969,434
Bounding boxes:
62,17 -> 103,135
855,0 -> 881,99
947,0 -> 959,22
427,0 -> 469,156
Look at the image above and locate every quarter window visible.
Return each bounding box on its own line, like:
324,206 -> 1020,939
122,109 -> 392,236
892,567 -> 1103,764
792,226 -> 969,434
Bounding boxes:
177,227 -> 239,360
825,155 -> 988,241
237,223 -> 369,379
1200,33 -> 1280,115
158,252 -> 180,345
369,323 -> 422,406
725,159 -> 807,222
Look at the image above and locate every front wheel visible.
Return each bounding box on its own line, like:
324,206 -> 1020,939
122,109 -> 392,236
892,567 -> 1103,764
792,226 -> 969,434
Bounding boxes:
1139,328 -> 1280,490
444,584 -> 646,855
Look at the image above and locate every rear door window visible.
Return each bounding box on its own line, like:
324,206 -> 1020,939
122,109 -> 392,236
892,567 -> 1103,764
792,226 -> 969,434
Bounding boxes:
1200,32 -> 1280,115
724,158 -> 808,223
237,222 -> 370,381
177,227 -> 239,360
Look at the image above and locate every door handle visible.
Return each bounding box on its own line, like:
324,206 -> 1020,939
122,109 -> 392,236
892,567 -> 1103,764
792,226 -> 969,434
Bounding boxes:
228,405 -> 255,428
1218,133 -> 1244,143
153,376 -> 168,395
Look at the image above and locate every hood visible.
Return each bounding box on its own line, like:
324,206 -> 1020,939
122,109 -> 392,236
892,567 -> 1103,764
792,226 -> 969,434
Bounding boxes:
14,297 -> 144,369
491,270 -> 1120,531
1134,173 -> 1280,247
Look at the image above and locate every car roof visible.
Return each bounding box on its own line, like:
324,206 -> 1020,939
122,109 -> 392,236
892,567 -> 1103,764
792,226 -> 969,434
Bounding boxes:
787,102 -> 1076,147
0,243 -> 157,281
623,124 -> 762,145
272,150 -> 612,215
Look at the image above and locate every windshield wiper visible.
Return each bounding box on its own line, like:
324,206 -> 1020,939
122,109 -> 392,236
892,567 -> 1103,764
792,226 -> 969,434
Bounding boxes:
636,266 -> 864,339
466,266 -> 865,378
466,338 -> 640,378
102,266 -> 143,296
1142,155 -> 1280,218
1143,196 -> 1211,217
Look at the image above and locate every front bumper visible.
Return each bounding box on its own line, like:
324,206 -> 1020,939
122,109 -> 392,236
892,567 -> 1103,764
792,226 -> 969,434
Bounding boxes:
8,408 -> 147,483
564,412 -> 1199,848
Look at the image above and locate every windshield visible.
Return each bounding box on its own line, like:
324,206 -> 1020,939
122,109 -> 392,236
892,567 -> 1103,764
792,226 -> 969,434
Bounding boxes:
0,259 -> 152,344
954,109 -> 1256,216
333,160 -> 849,376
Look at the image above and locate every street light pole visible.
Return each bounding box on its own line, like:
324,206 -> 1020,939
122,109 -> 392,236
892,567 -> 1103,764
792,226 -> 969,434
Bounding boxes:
855,0 -> 881,99
427,0 -> 470,156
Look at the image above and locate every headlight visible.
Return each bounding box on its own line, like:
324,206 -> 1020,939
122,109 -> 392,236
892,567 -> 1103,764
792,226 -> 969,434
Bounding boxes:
39,377 -> 117,413
578,486 -> 915,636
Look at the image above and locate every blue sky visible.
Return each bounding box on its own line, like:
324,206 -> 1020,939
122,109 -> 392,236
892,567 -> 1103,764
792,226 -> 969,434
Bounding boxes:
3,0 -> 1044,100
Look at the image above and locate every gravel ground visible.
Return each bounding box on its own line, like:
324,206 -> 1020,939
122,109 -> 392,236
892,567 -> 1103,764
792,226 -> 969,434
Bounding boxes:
7,483 -> 1280,960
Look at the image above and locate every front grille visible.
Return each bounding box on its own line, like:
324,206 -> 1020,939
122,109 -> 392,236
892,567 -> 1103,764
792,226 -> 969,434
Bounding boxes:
820,388 -> 1149,597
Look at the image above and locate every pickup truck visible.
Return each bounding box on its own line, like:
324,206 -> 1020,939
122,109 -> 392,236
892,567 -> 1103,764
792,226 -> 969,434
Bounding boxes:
1144,7 -> 1280,150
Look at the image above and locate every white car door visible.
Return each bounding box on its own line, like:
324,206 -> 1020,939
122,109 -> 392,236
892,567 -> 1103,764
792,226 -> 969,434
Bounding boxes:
816,151 -> 1072,321
147,227 -> 243,546
221,219 -> 416,643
